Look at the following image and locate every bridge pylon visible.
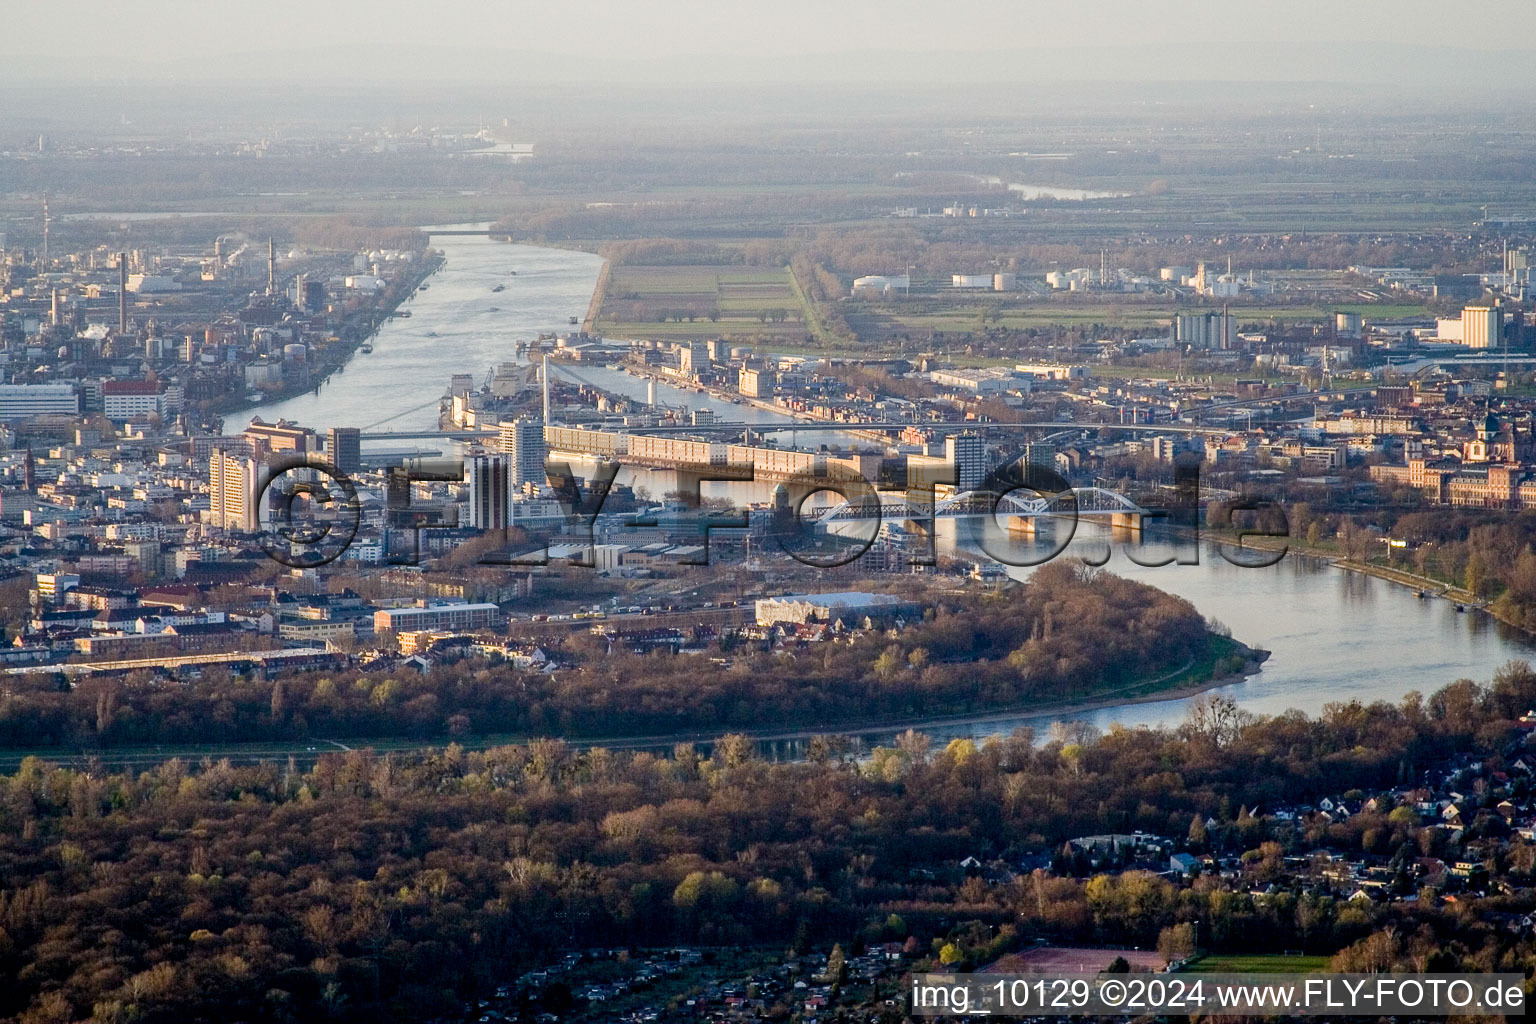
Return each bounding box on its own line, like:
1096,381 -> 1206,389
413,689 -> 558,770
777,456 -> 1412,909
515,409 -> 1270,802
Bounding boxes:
1110,511 -> 1143,536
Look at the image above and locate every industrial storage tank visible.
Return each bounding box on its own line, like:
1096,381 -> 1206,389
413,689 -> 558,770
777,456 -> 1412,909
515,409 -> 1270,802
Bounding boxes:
282,343 -> 308,362
1335,312 -> 1364,338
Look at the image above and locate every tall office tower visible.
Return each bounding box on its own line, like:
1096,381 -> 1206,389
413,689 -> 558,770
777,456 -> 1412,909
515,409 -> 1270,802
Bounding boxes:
118,253 -> 127,334
1150,436 -> 1181,463
208,448 -> 260,532
1461,305 -> 1502,350
497,417 -> 548,489
385,466 -> 412,511
467,454 -> 514,529
945,432 -> 987,491
1021,441 -> 1057,473
326,427 -> 361,476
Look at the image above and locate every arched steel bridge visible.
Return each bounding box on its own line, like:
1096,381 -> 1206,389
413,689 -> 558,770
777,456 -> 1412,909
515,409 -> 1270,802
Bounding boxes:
813,486 -> 1146,523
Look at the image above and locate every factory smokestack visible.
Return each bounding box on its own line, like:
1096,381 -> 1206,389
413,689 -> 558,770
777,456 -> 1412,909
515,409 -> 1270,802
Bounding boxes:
268,238 -> 276,296
118,253 -> 128,334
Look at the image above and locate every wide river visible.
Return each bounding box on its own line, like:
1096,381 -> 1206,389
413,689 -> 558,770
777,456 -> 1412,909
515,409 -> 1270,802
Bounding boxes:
245,232 -> 1536,744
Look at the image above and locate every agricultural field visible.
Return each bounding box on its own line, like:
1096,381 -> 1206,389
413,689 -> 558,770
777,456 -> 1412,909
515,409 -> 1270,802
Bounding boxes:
596,264 -> 813,341
846,304 -> 1171,339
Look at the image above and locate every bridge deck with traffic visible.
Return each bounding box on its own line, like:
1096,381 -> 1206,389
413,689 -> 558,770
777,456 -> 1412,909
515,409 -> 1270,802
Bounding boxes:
359,421 -> 1237,442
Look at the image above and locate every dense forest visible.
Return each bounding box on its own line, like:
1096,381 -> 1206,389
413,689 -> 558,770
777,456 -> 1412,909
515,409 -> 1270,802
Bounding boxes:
0,564 -> 1223,749
4,664 -> 1536,1021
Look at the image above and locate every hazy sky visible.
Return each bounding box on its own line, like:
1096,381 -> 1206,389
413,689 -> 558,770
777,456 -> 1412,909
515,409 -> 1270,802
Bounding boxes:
8,0 -> 1536,60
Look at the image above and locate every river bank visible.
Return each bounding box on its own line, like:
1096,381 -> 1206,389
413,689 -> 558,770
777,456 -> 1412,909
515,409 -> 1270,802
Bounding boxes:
242,236 -> 604,432
217,251 -> 443,426
0,637 -> 1268,772
734,635 -> 1274,746
581,258 -> 610,329
1206,528 -> 1511,628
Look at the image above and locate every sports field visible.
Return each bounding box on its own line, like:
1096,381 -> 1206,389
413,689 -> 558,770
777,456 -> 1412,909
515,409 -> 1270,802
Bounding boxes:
1183,954 -> 1332,973
982,947 -> 1167,973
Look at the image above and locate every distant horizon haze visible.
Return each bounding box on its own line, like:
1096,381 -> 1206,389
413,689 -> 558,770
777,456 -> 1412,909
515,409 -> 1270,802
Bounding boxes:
8,1 -> 1536,92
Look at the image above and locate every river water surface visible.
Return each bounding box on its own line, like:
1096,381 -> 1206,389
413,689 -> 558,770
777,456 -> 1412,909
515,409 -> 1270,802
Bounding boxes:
247,231 -> 1536,745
